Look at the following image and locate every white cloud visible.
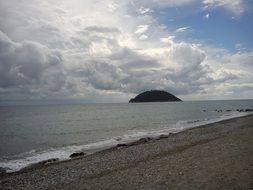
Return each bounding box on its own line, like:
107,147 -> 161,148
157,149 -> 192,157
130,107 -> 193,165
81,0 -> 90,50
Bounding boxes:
199,46 -> 253,99
138,7 -> 151,14
204,13 -> 210,19
135,0 -> 198,8
235,43 -> 247,52
175,26 -> 190,33
202,0 -> 246,16
135,25 -> 150,34
160,36 -> 175,45
139,35 -> 148,40
107,2 -> 118,12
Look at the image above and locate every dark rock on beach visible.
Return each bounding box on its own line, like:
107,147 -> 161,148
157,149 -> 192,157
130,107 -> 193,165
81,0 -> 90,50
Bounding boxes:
39,158 -> 59,165
20,158 -> 60,172
116,137 -> 153,149
130,137 -> 153,145
213,109 -> 253,113
0,168 -> 7,176
70,152 -> 86,158
116,143 -> 128,148
158,134 -> 169,139
129,90 -> 182,103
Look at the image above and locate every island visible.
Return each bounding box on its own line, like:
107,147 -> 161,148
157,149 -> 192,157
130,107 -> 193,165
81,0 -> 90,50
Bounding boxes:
129,90 -> 182,103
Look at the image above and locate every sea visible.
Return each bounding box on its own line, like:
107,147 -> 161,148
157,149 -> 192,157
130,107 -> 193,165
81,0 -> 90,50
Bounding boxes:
0,100 -> 253,173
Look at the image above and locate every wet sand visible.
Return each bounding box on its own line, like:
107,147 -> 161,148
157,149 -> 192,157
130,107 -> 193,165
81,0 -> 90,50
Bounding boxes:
1,115 -> 253,190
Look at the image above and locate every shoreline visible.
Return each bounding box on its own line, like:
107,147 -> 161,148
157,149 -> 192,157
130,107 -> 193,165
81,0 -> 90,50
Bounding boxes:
1,111 -> 251,174
1,113 -> 253,175
1,114 -> 253,189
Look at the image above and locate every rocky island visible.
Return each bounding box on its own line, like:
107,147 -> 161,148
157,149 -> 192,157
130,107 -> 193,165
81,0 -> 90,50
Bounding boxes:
129,90 -> 182,103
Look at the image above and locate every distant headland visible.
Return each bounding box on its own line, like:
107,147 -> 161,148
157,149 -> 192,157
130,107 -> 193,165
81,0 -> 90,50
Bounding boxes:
129,90 -> 182,103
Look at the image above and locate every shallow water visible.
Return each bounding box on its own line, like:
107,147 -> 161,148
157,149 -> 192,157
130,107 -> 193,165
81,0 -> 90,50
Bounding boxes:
0,100 -> 252,172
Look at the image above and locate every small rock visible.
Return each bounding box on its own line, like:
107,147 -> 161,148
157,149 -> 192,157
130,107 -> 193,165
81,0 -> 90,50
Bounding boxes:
115,137 -> 122,141
141,137 -> 153,142
168,133 -> 176,137
116,137 -> 153,149
159,134 -> 169,139
130,137 -> 152,145
116,143 -> 128,148
40,158 -> 59,165
69,152 -> 86,158
19,158 -> 59,172
245,109 -> 253,112
0,167 -> 7,175
25,158 -> 60,169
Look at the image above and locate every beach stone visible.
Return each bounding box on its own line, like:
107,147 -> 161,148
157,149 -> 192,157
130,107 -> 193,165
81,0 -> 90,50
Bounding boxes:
245,109 -> 253,112
0,167 -> 7,175
130,137 -> 153,146
116,143 -> 128,148
115,137 -> 122,141
159,134 -> 169,139
40,158 -> 59,165
70,152 -> 86,158
20,159 -> 59,172
116,137 -> 153,148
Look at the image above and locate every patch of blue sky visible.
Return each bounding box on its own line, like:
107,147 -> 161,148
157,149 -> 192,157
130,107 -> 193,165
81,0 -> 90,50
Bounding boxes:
152,4 -> 253,53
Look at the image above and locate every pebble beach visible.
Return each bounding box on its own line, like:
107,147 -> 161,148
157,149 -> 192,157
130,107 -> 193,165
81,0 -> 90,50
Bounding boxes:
0,115 -> 253,190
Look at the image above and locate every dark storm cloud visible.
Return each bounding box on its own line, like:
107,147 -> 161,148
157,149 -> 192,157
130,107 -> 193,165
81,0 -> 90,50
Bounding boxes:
81,61 -> 125,91
0,31 -> 65,94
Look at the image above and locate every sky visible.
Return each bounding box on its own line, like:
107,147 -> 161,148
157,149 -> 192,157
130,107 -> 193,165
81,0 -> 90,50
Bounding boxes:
0,0 -> 253,105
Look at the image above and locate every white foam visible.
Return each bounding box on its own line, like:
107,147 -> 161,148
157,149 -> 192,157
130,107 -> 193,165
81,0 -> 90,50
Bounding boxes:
0,111 -> 251,173
172,111 -> 249,131
0,139 -> 118,173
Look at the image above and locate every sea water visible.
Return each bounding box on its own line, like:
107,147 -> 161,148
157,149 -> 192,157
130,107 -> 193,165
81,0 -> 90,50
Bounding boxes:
0,100 -> 252,172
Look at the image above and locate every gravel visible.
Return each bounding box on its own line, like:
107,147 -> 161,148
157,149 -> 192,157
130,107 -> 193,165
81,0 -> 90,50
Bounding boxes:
1,115 -> 253,190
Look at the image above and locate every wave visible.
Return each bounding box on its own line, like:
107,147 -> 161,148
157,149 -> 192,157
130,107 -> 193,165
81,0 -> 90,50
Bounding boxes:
0,111 -> 251,173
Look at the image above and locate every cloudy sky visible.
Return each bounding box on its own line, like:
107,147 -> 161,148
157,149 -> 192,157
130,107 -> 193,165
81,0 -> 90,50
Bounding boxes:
0,0 -> 253,104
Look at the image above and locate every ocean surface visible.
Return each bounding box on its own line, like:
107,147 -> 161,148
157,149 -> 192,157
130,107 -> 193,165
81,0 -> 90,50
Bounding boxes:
0,100 -> 253,172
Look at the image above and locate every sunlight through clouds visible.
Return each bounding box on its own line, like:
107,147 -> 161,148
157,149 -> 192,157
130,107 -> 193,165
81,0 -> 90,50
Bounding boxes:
0,0 -> 252,103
